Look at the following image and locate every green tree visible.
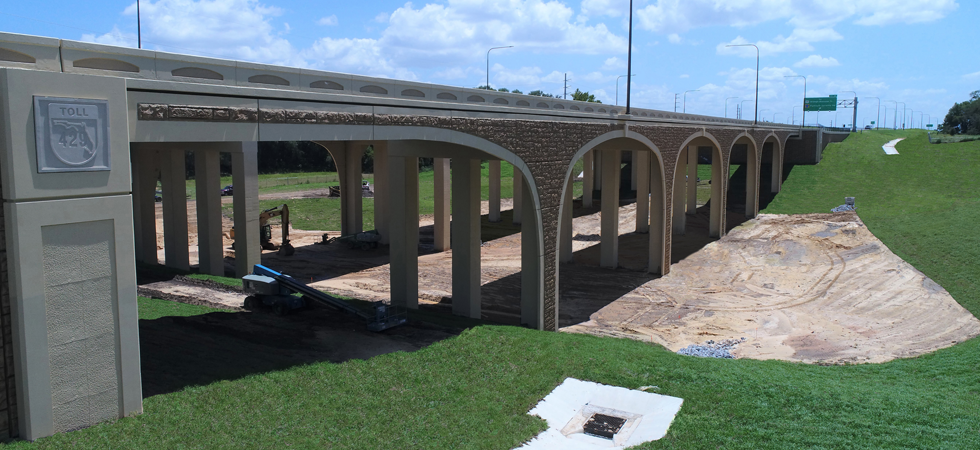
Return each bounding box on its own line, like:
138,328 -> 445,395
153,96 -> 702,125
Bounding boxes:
528,90 -> 555,98
941,90 -> 980,135
571,89 -> 602,103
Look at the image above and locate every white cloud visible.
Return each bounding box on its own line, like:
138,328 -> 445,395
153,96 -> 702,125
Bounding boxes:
583,71 -> 607,82
302,37 -> 414,79
679,74 -> 690,79
717,28 -> 843,57
964,71 -> 980,79
795,55 -> 841,68
668,33 -> 682,44
317,15 -> 338,26
853,0 -> 959,26
81,26 -> 137,48
601,56 -> 625,71
581,0 -> 629,18
374,12 -> 390,23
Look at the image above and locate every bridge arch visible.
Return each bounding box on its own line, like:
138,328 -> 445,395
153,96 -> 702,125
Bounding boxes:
676,131 -> 726,239
761,132 -> 784,194
730,132 -> 761,218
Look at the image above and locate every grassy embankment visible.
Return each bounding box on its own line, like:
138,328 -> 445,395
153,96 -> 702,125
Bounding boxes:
12,131 -> 980,448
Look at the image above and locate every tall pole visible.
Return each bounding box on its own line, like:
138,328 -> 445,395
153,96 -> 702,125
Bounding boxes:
793,105 -> 802,125
840,91 -> 857,132
725,97 -> 738,118
785,75 -> 806,127
740,100 -> 752,121
486,46 -> 513,90
898,102 -> 906,129
683,89 -> 699,113
616,74 -> 635,106
137,0 -> 142,49
625,0 -> 634,115
867,97 -> 880,130
886,100 -> 897,129
728,44 -> 760,125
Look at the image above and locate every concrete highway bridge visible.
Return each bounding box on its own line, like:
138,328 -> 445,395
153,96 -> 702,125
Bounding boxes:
0,31 -> 805,439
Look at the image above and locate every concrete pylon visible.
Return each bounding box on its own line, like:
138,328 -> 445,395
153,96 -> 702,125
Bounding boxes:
388,153 -> 420,309
452,158 -> 482,319
343,142 -> 365,236
160,149 -> 189,271
232,143 -> 261,278
559,173 -> 574,263
672,147 -> 687,235
770,142 -> 782,194
433,157 -> 450,251
512,168 -> 523,225
687,145 -> 697,214
600,148 -> 621,269
746,143 -> 759,219
648,154 -> 666,275
635,151 -> 650,233
582,150 -> 594,208
130,147 -> 159,264
195,150 -> 224,276
631,150 -> 638,190
520,175 -> 543,329
373,142 -> 390,244
489,159 -> 501,222
709,151 -> 724,238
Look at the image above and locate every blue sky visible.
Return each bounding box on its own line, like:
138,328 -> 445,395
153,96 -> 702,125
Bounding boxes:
2,0 -> 977,127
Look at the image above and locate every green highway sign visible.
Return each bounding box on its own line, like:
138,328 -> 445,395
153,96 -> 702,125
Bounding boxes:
927,124 -> 934,128
804,95 -> 837,112
871,121 -> 876,124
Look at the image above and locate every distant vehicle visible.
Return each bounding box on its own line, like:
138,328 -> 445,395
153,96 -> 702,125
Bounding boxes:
864,125 -> 872,130
221,185 -> 233,196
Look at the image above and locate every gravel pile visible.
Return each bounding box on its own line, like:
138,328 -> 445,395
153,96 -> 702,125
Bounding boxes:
677,338 -> 746,359
831,204 -> 856,212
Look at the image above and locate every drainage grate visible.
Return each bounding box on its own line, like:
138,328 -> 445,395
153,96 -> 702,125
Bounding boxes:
583,413 -> 627,439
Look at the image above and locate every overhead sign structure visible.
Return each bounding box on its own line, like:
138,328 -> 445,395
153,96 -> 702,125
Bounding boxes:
804,95 -> 837,112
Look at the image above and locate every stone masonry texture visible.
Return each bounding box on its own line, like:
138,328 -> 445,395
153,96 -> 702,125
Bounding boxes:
0,158 -> 17,440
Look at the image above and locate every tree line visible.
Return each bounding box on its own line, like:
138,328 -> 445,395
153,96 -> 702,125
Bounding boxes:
941,90 -> 979,135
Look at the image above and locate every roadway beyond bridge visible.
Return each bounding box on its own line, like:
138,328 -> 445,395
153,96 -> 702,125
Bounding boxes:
0,31 -> 805,440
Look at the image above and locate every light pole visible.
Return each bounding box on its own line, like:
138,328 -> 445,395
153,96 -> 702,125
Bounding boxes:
727,43 -> 760,125
725,96 -> 738,118
486,45 -> 513,91
784,75 -> 806,127
773,112 -> 782,123
840,90 -> 857,132
759,109 -> 770,122
616,74 -> 635,106
740,99 -> 753,120
137,0 -> 142,48
886,100 -> 897,129
625,0 -> 634,115
866,97 -> 880,129
683,89 -> 699,113
792,105 -> 802,125
898,102 -> 906,129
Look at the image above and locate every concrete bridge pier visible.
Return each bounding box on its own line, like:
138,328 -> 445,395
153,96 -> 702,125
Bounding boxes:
687,146 -> 697,214
559,173 -> 574,263
488,160 -> 501,222
231,143 -> 261,278
635,151 -> 650,233
672,146 -> 688,235
194,149 -> 225,276
373,142 -> 390,244
600,148 -> 621,269
648,152 -> 667,274
582,150 -> 594,207
387,152 -> 420,309
433,157 -> 450,252
160,148 -> 190,271
130,147 -> 159,264
512,169 -> 523,225
451,158 -> 482,318
520,175 -> 543,329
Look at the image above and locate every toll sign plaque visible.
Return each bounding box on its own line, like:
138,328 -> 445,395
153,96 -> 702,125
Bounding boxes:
34,96 -> 110,173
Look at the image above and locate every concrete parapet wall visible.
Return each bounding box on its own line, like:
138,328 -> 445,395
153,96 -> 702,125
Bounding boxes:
784,128 -> 850,164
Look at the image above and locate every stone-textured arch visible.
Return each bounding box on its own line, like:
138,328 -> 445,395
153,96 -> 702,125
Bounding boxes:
731,132 -> 761,218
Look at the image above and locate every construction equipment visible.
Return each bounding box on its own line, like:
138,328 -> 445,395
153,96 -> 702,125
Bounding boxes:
321,230 -> 382,250
242,264 -> 407,331
231,204 -> 294,256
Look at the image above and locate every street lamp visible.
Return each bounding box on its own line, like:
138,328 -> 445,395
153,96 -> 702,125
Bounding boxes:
725,96 -> 738,118
773,112 -> 782,123
792,105 -> 802,125
486,45 -> 513,91
784,75 -> 806,127
740,99 -> 753,120
866,97 -> 880,130
683,89 -> 699,113
898,102 -> 906,129
885,100 -> 897,129
759,109 -> 770,122
727,43 -> 760,125
625,0 -> 635,115
616,74 -> 635,106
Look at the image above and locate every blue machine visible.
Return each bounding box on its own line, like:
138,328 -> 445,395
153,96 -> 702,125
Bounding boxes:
242,264 -> 407,332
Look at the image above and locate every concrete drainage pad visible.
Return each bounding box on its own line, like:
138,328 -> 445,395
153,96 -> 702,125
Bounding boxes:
517,378 -> 683,449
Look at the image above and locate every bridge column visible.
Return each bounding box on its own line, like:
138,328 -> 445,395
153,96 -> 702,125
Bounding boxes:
130,147 -> 159,264
687,145 -> 697,214
594,151 -> 602,192
582,150 -> 594,207
232,143 -> 261,278
636,151 -> 650,233
160,148 -> 189,271
709,152 -> 724,238
512,168 -> 523,225
489,160 -> 501,222
770,143 -> 782,194
559,173 -> 574,263
672,147 -> 687,234
648,154 -> 666,274
342,142 -> 365,236
195,150 -> 224,276
388,154 -> 419,309
746,144 -> 759,218
373,142 -> 390,244
520,175 -> 543,329
631,151 -> 638,190
433,157 -> 450,251
452,158 -> 482,318
600,148 -> 621,269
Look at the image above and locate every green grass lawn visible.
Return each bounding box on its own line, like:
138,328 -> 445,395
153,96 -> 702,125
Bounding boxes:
15,131 -> 980,448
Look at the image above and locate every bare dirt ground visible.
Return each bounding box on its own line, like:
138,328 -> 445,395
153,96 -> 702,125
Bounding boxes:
146,190 -> 980,365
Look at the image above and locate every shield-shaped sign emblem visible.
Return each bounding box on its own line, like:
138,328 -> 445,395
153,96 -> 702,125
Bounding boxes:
34,97 -> 110,172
